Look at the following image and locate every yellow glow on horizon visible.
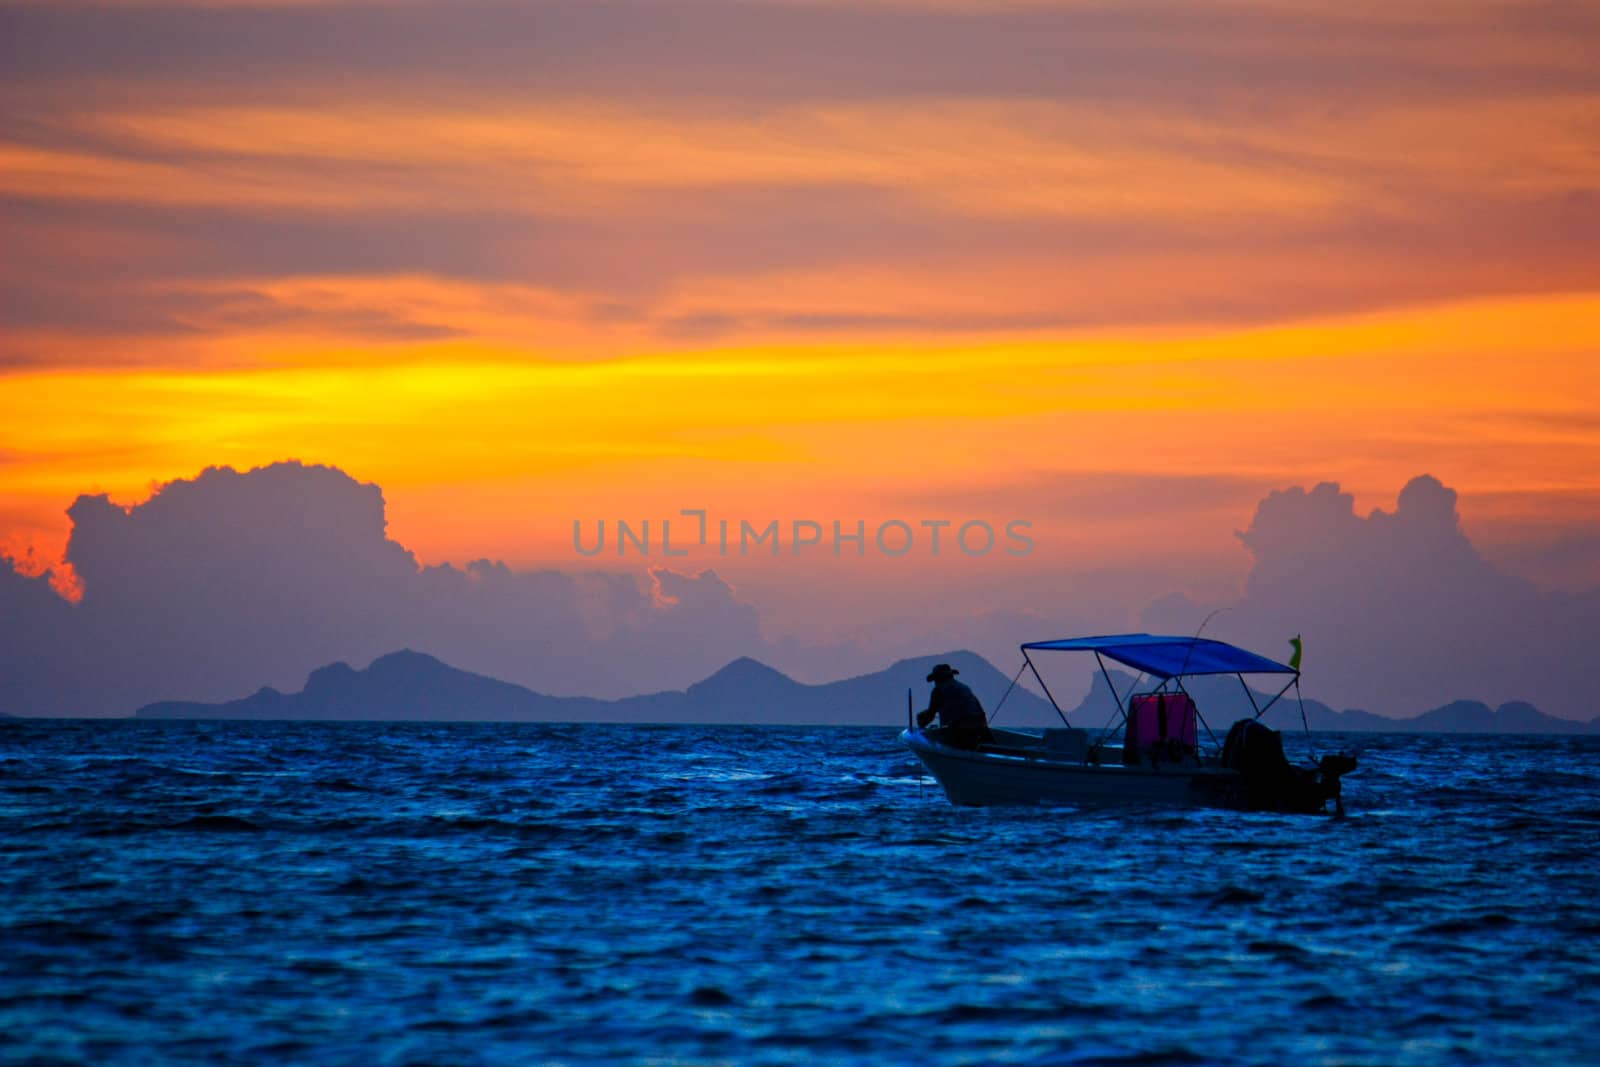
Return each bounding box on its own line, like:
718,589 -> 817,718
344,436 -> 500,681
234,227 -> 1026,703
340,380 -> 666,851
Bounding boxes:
4,291 -> 1598,569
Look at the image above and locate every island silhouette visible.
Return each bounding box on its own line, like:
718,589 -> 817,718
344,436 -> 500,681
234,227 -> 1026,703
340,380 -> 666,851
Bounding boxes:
131,648 -> 1600,733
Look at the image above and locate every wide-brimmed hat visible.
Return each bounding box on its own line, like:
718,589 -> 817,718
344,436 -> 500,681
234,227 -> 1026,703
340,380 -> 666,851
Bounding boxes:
926,663 -> 959,682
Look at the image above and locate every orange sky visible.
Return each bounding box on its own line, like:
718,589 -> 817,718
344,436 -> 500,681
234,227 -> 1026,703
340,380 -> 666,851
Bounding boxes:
4,0 -> 1600,609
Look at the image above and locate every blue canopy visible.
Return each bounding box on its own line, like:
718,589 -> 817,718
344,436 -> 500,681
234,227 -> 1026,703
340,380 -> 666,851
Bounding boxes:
1020,633 -> 1296,680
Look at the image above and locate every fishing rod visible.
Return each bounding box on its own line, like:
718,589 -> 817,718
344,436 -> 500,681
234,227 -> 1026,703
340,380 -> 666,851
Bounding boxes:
1174,606 -> 1227,681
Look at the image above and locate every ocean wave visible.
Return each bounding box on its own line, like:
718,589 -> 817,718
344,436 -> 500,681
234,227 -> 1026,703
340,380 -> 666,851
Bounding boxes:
2,722 -> 1597,1066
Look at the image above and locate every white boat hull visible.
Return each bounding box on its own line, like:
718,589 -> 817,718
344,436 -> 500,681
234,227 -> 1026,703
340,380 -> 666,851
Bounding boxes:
902,727 -> 1242,808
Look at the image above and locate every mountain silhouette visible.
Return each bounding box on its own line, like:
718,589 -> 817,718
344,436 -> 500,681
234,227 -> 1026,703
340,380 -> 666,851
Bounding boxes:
137,650 -> 604,722
133,648 -> 1056,725
129,648 -> 1600,732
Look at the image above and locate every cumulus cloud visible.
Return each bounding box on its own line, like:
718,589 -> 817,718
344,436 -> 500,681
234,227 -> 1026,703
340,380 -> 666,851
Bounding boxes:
0,462 -> 773,714
1144,475 -> 1600,720
4,463 -> 1596,720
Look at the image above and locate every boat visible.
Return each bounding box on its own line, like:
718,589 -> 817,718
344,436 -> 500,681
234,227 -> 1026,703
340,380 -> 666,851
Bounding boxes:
900,633 -> 1356,813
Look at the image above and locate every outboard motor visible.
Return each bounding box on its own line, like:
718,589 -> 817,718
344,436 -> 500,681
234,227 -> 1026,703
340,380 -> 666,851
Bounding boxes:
1221,719 -> 1356,814
1317,752 -> 1359,817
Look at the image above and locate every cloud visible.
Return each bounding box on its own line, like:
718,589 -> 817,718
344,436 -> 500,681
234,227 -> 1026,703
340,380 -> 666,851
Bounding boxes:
0,461 -> 774,714
8,180 -> 1598,372
3,462 -> 1597,720
1143,475 -> 1600,719
4,1 -> 1600,368
4,2 -> 1596,104
1483,531 -> 1600,594
0,276 -> 464,341
6,0 -> 1594,385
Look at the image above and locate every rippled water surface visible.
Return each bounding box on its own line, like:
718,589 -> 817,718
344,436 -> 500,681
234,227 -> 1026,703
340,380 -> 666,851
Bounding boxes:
4,720 -> 1599,1065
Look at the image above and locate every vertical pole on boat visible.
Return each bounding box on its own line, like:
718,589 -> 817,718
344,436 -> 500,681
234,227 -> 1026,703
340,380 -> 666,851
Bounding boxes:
1295,676 -> 1317,759
908,688 -> 924,802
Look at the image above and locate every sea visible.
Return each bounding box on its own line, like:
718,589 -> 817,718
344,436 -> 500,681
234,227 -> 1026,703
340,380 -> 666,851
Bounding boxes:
3,720 -> 1598,1067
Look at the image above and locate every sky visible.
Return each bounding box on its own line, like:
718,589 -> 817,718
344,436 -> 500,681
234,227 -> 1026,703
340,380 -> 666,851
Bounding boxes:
2,1 -> 1599,718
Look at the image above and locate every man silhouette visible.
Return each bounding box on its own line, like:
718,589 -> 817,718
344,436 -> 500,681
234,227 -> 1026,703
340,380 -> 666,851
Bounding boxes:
916,663 -> 992,750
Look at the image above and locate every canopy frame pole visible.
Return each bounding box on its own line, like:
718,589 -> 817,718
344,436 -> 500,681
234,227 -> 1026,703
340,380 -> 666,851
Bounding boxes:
987,658 -> 1030,725
1176,675 -> 1222,753
1094,652 -> 1126,725
1092,651 -> 1129,751
1023,648 -> 1072,727
1252,676 -> 1299,721
1239,673 -> 1263,718
1092,661 -> 1146,755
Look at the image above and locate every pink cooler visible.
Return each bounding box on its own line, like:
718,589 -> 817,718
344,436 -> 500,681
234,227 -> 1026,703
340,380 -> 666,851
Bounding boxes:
1126,692 -> 1198,754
